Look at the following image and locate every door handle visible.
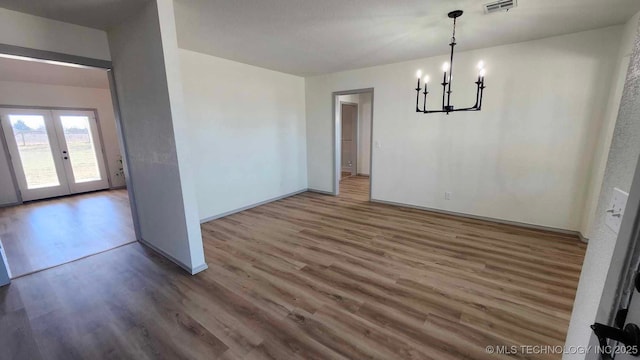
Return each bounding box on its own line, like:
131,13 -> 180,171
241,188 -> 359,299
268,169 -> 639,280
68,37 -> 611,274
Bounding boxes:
591,322 -> 640,357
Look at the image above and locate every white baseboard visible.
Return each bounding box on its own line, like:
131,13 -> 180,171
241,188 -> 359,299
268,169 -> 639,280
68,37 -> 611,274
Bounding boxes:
307,188 -> 334,195
578,233 -> 589,243
196,188 -> 586,242
0,201 -> 22,208
370,198 -> 585,240
200,189 -> 308,224
138,238 -> 208,275
190,262 -> 209,275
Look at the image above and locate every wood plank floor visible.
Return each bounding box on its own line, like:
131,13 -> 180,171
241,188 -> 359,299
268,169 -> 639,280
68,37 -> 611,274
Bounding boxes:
0,189 -> 135,277
0,177 -> 586,359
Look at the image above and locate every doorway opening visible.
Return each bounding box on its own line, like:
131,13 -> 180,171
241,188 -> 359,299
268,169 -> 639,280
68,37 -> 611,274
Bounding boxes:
333,89 -> 374,201
0,52 -> 137,278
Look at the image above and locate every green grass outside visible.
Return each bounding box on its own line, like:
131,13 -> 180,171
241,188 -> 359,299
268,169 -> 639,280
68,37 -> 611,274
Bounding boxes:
16,136 -> 100,188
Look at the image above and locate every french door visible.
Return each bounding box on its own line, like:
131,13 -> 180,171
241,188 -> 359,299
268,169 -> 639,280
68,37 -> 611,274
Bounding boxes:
0,108 -> 109,201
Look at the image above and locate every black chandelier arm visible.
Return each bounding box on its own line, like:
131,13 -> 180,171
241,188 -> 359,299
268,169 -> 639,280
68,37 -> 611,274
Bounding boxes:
419,107 -> 480,114
420,109 -> 449,114
473,79 -> 486,109
476,82 -> 486,110
450,83 -> 486,112
447,82 -> 486,112
452,106 -> 481,112
441,79 -> 447,110
419,108 -> 476,114
422,88 -> 428,113
416,80 -> 485,114
419,107 -> 479,114
473,81 -> 481,108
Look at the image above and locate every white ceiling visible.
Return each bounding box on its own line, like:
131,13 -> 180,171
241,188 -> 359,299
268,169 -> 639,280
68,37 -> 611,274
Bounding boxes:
0,57 -> 109,89
1,0 -> 639,76
0,0 -> 149,30
174,0 -> 640,76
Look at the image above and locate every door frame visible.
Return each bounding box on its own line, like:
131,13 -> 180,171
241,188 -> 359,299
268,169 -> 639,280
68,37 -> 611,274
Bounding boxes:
0,43 -> 141,241
0,117 -> 21,205
339,101 -> 358,178
332,88 -> 374,199
0,106 -> 113,199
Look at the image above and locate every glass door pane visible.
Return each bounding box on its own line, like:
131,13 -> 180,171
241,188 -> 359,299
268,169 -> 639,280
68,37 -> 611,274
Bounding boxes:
52,110 -> 109,194
0,109 -> 71,201
8,114 -> 60,189
59,116 -> 102,183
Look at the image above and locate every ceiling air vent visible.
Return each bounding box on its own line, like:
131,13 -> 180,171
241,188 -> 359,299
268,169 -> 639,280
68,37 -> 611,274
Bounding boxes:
483,0 -> 517,14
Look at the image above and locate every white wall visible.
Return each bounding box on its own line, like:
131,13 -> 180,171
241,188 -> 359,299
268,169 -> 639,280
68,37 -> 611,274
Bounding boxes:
108,0 -> 205,274
179,49 -> 307,221
306,26 -> 622,232
0,8 -> 110,61
565,13 -> 640,360
0,80 -> 125,206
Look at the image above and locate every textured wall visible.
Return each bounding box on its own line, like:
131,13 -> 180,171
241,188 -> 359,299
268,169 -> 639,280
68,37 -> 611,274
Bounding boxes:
565,16 -> 640,360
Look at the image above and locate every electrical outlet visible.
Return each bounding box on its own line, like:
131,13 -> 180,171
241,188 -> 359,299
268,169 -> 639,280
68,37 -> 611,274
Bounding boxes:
445,192 -> 452,200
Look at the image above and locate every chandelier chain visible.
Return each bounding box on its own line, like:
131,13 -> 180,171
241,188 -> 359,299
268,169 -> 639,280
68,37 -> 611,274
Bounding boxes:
452,17 -> 457,42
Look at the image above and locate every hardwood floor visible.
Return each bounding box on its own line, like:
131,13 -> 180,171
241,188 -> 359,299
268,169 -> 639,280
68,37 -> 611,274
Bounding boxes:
339,175 -> 369,200
0,178 -> 586,359
0,189 -> 135,277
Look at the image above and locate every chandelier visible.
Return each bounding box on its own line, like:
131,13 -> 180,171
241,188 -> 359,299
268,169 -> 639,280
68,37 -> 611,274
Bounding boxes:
415,10 -> 486,114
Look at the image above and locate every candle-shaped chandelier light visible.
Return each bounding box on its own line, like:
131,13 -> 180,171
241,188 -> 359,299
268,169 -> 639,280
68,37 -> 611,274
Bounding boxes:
415,10 -> 486,115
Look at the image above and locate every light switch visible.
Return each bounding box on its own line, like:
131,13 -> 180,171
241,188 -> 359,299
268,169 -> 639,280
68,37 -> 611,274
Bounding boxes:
605,187 -> 628,234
